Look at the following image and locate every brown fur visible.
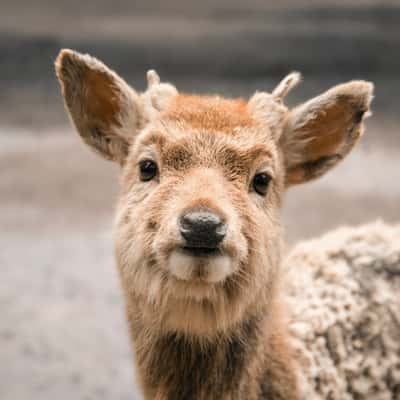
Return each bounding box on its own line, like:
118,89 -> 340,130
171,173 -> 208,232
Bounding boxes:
55,49 -> 374,400
166,94 -> 255,133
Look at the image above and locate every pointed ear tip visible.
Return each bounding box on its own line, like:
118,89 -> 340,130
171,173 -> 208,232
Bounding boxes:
55,48 -> 99,69
55,49 -> 77,67
342,80 -> 374,98
354,80 -> 374,94
354,81 -> 375,108
328,80 -> 374,110
54,49 -> 109,86
54,48 -> 84,80
57,48 -> 75,58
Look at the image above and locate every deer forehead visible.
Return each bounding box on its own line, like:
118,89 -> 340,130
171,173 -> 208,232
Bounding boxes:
164,94 -> 256,132
129,94 -> 280,173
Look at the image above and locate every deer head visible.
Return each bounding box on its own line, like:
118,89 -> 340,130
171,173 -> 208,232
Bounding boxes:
56,49 -> 373,335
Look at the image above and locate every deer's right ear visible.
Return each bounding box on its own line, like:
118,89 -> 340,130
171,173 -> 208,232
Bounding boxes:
55,49 -> 143,163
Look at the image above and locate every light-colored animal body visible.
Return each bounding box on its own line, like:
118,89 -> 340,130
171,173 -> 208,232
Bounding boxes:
287,221 -> 400,399
55,49 -> 373,400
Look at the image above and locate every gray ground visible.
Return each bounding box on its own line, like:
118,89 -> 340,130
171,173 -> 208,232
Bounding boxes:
1,1 -> 399,399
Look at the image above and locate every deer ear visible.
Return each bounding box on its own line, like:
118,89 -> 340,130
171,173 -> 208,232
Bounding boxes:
282,81 -> 374,185
55,49 -> 143,163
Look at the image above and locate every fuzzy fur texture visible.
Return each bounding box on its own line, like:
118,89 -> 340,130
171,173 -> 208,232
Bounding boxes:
286,221 -> 400,399
55,49 -> 375,400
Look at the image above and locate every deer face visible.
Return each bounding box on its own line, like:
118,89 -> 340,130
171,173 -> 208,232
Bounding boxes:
118,94 -> 285,288
56,50 -> 373,333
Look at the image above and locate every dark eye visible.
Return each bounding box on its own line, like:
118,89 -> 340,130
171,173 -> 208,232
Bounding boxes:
139,159 -> 158,181
252,172 -> 271,196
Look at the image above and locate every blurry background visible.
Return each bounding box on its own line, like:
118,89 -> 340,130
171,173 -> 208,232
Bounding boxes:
1,1 -> 399,399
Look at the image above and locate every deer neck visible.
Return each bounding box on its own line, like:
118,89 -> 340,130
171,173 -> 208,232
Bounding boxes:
133,309 -> 268,400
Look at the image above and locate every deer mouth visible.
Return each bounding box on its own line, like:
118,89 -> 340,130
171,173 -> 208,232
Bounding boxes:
181,246 -> 221,257
168,248 -> 234,284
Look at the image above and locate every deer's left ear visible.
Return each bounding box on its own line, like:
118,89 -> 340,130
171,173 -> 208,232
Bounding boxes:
282,81 -> 374,185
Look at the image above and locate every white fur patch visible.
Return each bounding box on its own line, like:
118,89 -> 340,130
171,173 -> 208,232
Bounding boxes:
206,255 -> 232,283
168,251 -> 194,281
168,251 -> 234,283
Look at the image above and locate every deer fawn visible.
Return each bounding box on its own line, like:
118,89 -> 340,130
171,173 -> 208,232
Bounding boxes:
56,49 -> 373,400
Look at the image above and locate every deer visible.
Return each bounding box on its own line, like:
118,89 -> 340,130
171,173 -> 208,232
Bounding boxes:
55,49 -> 373,400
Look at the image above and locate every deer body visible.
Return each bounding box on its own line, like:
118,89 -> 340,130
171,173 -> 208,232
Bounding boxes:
56,49 -> 373,400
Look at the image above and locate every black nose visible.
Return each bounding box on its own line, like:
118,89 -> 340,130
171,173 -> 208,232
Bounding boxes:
179,209 -> 227,250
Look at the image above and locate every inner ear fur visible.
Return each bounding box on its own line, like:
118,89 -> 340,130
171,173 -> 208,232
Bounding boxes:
282,80 -> 374,185
55,49 -> 142,163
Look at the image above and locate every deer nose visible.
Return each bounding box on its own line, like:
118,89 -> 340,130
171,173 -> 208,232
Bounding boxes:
179,209 -> 227,250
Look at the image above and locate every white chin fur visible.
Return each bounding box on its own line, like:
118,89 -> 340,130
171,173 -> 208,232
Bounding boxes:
168,251 -> 233,283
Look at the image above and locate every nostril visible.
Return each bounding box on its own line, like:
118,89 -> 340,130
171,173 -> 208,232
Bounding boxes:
179,210 -> 227,249
215,223 -> 228,238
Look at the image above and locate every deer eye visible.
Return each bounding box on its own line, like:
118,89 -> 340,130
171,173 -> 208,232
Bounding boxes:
252,172 -> 271,196
139,160 -> 158,181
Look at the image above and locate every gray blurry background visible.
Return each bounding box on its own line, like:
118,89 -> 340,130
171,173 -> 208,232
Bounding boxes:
1,1 -> 399,399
